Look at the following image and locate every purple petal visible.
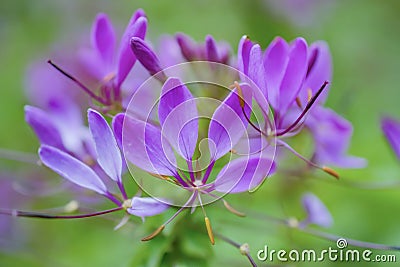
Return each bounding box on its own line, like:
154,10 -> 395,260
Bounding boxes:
91,13 -> 115,67
176,32 -> 199,61
264,37 -> 289,110
214,156 -> 276,193
127,197 -> 169,217
130,37 -> 163,77
205,35 -> 219,62
39,145 -> 107,195
237,35 -> 253,76
121,114 -> 177,176
381,116 -> 400,160
278,37 -> 308,114
300,41 -> 332,105
112,113 -> 124,149
158,77 -> 198,160
248,44 -> 267,98
208,85 -> 252,160
116,16 -> 147,88
307,106 -> 367,168
88,109 -> 122,183
302,193 -> 333,228
24,106 -> 65,150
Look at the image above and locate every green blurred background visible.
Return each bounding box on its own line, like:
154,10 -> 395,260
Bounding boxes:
1,0 -> 400,266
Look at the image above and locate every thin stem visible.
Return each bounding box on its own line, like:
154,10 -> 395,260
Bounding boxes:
244,208 -> 400,252
301,227 -> 400,251
275,81 -> 329,137
0,206 -> 123,219
0,148 -> 40,165
47,60 -> 109,105
214,233 -> 257,267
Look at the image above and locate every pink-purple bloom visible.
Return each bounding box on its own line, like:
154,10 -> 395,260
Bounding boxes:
117,77 -> 275,196
238,35 -> 365,170
38,109 -> 168,219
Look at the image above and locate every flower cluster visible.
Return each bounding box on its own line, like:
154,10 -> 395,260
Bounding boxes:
2,7 -> 374,266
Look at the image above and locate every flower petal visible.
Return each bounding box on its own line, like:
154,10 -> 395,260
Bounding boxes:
208,85 -> 252,160
39,145 -> 107,195
176,32 -> 199,61
307,106 -> 367,168
88,109 -> 122,183
237,35 -> 253,76
116,15 -> 147,87
264,37 -> 289,110
248,44 -> 267,98
91,13 -> 115,67
158,77 -> 198,160
214,156 -> 275,193
381,116 -> 400,160
301,41 -> 332,105
24,105 -> 65,150
127,197 -> 169,217
302,193 -> 333,228
278,37 -> 308,114
205,35 -> 219,62
130,37 -> 163,77
121,114 -> 177,176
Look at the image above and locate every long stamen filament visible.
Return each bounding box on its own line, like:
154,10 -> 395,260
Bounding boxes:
277,139 -> 339,179
47,60 -> 109,105
0,206 -> 123,219
275,81 -> 329,137
141,191 -> 198,242
197,193 -> 215,245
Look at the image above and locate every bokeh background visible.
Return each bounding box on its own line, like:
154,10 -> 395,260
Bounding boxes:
1,0 -> 400,266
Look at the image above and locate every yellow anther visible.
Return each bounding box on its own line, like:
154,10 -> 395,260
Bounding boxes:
205,217 -> 215,245
141,225 -> 165,241
322,166 -> 340,179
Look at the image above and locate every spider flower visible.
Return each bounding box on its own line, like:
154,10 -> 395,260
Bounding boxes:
78,10 -> 147,106
237,35 -> 365,172
115,77 -> 275,243
37,109 -> 168,221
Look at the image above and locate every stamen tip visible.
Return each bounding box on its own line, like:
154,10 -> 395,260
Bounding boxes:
233,81 -> 245,108
205,217 -> 215,245
322,166 -> 340,179
141,225 -> 165,241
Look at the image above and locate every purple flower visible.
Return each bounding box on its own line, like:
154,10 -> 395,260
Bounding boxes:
38,109 -> 168,220
176,33 -> 231,64
381,116 -> 400,160
25,101 -> 95,161
119,77 -> 275,192
115,77 -> 275,242
300,192 -> 333,228
237,36 -> 365,173
76,10 -> 147,106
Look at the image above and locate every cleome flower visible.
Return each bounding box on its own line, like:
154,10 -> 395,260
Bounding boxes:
33,109 -> 168,223
114,77 -> 276,244
237,35 -> 366,176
